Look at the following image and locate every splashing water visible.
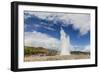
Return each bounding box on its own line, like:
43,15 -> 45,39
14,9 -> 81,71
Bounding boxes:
60,27 -> 71,55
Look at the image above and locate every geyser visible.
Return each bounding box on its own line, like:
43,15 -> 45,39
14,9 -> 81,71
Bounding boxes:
60,27 -> 71,55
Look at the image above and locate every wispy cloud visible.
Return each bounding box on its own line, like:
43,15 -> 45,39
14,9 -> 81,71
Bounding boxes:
25,11 -> 90,35
81,45 -> 90,52
25,30 -> 90,52
72,45 -> 90,52
25,31 -> 60,49
43,26 -> 56,31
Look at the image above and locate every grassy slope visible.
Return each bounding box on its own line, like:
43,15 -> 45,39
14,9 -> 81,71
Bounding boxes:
24,46 -> 58,56
24,46 -> 90,62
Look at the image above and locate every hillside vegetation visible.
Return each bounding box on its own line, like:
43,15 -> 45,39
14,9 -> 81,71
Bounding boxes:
24,46 -> 90,62
24,46 -> 58,56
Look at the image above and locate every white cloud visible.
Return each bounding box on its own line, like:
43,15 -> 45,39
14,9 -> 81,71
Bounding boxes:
72,45 -> 90,52
24,11 -> 52,20
24,30 -> 90,52
81,45 -> 90,52
25,11 -> 90,35
67,14 -> 90,35
24,13 -> 32,19
25,31 -> 60,50
24,30 -> 74,52
43,26 -> 56,31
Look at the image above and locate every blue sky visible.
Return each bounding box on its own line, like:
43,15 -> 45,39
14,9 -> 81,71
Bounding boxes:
24,11 -> 90,51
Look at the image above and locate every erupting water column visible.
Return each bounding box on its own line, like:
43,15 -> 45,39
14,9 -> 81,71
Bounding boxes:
60,27 -> 71,55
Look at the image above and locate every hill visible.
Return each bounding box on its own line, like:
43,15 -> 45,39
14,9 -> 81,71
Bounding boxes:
24,46 -> 58,56
24,46 -> 90,62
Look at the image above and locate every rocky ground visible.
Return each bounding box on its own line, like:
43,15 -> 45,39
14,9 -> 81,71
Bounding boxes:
24,54 -> 90,62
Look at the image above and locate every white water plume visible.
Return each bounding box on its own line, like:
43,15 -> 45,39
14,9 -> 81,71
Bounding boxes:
60,27 -> 71,55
